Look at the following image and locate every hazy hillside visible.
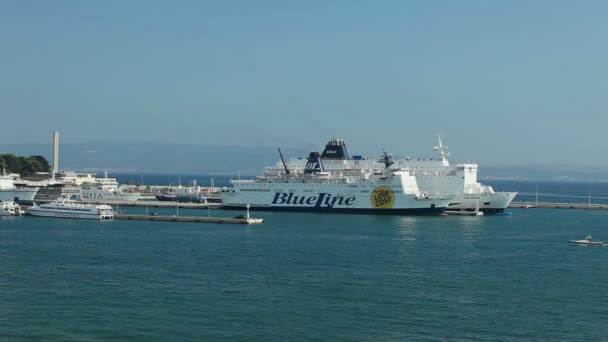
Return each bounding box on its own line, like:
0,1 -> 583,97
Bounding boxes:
0,142 -> 309,175
1,142 -> 607,181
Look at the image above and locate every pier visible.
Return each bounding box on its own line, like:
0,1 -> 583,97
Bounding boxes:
114,213 -> 263,224
75,199 -> 223,209
509,201 -> 608,210
69,199 -> 608,212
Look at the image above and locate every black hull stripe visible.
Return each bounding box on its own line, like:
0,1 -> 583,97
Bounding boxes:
222,205 -> 446,216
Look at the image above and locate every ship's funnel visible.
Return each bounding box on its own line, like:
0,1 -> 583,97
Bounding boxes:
53,131 -> 59,175
304,152 -> 324,174
321,138 -> 350,160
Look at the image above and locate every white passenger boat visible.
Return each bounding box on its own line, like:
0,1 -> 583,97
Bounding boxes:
28,197 -> 114,220
0,201 -> 23,216
568,235 -> 604,246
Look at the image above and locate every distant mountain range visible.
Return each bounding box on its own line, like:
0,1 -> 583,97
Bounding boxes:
479,164 -> 608,182
1,142 -> 607,181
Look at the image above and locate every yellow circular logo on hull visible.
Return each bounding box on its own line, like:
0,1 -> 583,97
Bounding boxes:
370,186 -> 395,209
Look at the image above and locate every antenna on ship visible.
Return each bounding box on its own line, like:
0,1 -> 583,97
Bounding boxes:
434,135 -> 450,164
277,148 -> 291,175
434,135 -> 450,157
380,150 -> 394,168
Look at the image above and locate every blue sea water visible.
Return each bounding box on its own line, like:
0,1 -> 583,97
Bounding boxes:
2,201 -> 608,340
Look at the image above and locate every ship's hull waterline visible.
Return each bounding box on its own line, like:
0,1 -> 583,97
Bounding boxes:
222,204 -> 446,215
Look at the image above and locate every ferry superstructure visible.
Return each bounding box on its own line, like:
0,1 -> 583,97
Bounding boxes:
79,170 -> 141,201
0,169 -> 39,203
273,138 -> 517,213
393,138 -> 517,213
222,151 -> 451,215
28,197 -> 114,220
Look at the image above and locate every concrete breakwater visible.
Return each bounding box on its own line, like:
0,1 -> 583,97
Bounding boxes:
114,213 -> 263,224
80,200 -> 608,211
76,199 -> 223,209
509,201 -> 608,210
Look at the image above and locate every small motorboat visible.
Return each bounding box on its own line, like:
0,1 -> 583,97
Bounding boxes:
568,235 -> 604,246
0,201 -> 24,216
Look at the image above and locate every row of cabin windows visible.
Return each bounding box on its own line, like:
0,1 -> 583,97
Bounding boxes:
43,207 -> 91,212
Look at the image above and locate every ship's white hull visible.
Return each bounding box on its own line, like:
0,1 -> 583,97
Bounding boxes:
447,191 -> 518,213
80,191 -> 140,202
0,188 -> 39,203
28,208 -> 113,220
222,184 -> 451,215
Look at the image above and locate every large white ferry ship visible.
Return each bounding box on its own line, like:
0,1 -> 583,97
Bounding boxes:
15,171 -> 140,202
273,138 -> 517,214
28,197 -> 114,220
79,171 -> 141,201
222,147 -> 451,215
0,169 -> 39,203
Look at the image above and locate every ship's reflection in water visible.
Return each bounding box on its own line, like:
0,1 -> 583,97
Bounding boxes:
397,217 -> 419,241
454,216 -> 484,241
395,215 -> 486,243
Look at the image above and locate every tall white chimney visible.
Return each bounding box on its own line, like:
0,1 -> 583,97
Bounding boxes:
53,131 -> 59,175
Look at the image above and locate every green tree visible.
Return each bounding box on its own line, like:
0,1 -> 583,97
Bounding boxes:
0,154 -> 51,175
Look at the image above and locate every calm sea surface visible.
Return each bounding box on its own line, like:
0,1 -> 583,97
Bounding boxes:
2,181 -> 608,341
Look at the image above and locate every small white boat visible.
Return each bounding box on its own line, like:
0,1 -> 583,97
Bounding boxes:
444,210 -> 484,216
568,235 -> 604,246
0,200 -> 24,216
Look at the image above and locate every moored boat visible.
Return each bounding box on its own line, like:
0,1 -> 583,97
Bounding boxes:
79,170 -> 141,201
28,197 -> 114,220
0,201 -> 24,216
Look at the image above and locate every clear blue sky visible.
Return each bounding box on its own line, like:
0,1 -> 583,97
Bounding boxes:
1,0 -> 607,164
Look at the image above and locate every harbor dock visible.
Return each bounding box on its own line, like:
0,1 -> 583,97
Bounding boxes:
76,199 -> 223,209
114,213 -> 263,224
509,201 -> 608,210
70,199 -> 608,212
